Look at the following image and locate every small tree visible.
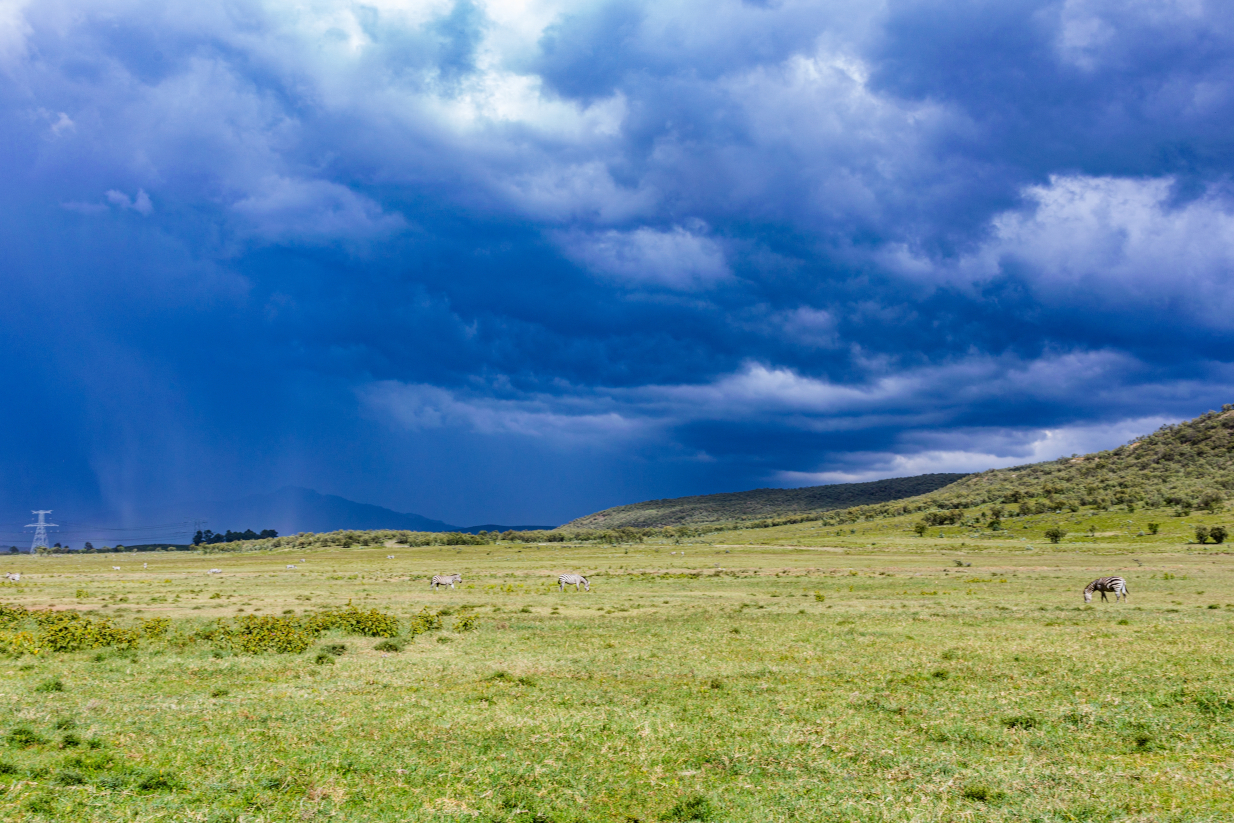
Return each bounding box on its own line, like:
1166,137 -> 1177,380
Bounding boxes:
1044,526 -> 1067,544
1210,526 -> 1227,544
913,522 -> 928,536
1195,525 -> 1210,544
1146,523 -> 1159,535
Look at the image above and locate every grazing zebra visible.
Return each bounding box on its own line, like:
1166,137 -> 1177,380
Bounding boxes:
4,572 -> 19,582
207,568 -> 222,574
112,566 -> 121,571
286,565 -> 297,570
558,573 -> 589,592
431,573 -> 462,590
1084,576 -> 1128,603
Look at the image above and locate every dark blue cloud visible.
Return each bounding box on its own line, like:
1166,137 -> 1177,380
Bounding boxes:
2,0 -> 1233,527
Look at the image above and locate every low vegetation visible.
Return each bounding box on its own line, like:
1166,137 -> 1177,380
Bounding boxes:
0,535 -> 1231,820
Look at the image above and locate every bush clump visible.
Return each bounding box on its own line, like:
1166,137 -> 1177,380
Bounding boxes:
139,618 -> 171,638
33,612 -> 138,653
0,604 -> 29,627
223,615 -> 314,654
306,602 -> 400,638
453,614 -> 479,632
408,607 -> 444,636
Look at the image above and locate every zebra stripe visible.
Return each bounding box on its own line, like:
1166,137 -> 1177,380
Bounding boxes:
558,573 -> 589,592
1084,576 -> 1128,603
431,573 -> 462,590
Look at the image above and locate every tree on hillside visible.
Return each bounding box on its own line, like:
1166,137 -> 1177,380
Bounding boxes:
1044,527 -> 1067,544
1210,526 -> 1227,544
1195,525 -> 1210,544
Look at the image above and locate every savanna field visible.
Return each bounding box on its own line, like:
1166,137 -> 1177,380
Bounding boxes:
1,526 -> 1233,822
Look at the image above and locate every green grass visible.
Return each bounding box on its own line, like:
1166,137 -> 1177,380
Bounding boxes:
0,539 -> 1232,821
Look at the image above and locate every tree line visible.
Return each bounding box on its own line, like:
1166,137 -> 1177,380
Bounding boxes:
193,529 -> 278,546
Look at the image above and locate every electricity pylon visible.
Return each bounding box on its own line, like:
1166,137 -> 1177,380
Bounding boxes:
25,511 -> 57,552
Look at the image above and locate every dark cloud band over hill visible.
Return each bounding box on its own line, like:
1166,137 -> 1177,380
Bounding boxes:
2,0 -> 1232,525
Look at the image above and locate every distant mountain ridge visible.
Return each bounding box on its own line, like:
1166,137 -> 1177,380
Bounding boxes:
170,487 -> 552,537
563,473 -> 970,530
186,487 -> 457,535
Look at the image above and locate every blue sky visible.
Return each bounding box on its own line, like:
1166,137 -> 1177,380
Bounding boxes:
3,0 -> 1233,527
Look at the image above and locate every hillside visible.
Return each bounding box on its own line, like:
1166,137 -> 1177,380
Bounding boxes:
884,406 -> 1234,518
562,473 -> 969,529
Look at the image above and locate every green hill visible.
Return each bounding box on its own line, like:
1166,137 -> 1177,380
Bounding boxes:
564,405 -> 1234,536
883,406 -> 1234,520
562,473 -> 970,530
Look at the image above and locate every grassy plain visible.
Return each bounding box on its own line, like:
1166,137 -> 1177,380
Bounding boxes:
0,533 -> 1232,822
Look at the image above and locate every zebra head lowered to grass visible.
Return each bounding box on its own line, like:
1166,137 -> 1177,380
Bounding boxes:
431,573 -> 462,590
558,573 -> 589,592
1084,576 -> 1128,603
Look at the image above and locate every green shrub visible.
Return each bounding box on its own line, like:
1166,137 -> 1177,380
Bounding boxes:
306,602 -> 400,637
1211,526 -> 1228,544
1044,526 -> 1067,544
34,612 -> 138,652
374,638 -> 403,652
453,614 -> 479,632
408,607 -> 444,636
34,677 -> 64,693
139,618 -> 171,638
224,615 -> 314,654
0,604 -> 28,627
1195,525 -> 1210,544
1147,522 -> 1160,535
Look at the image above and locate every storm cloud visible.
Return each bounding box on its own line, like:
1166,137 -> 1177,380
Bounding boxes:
2,0 -> 1233,525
